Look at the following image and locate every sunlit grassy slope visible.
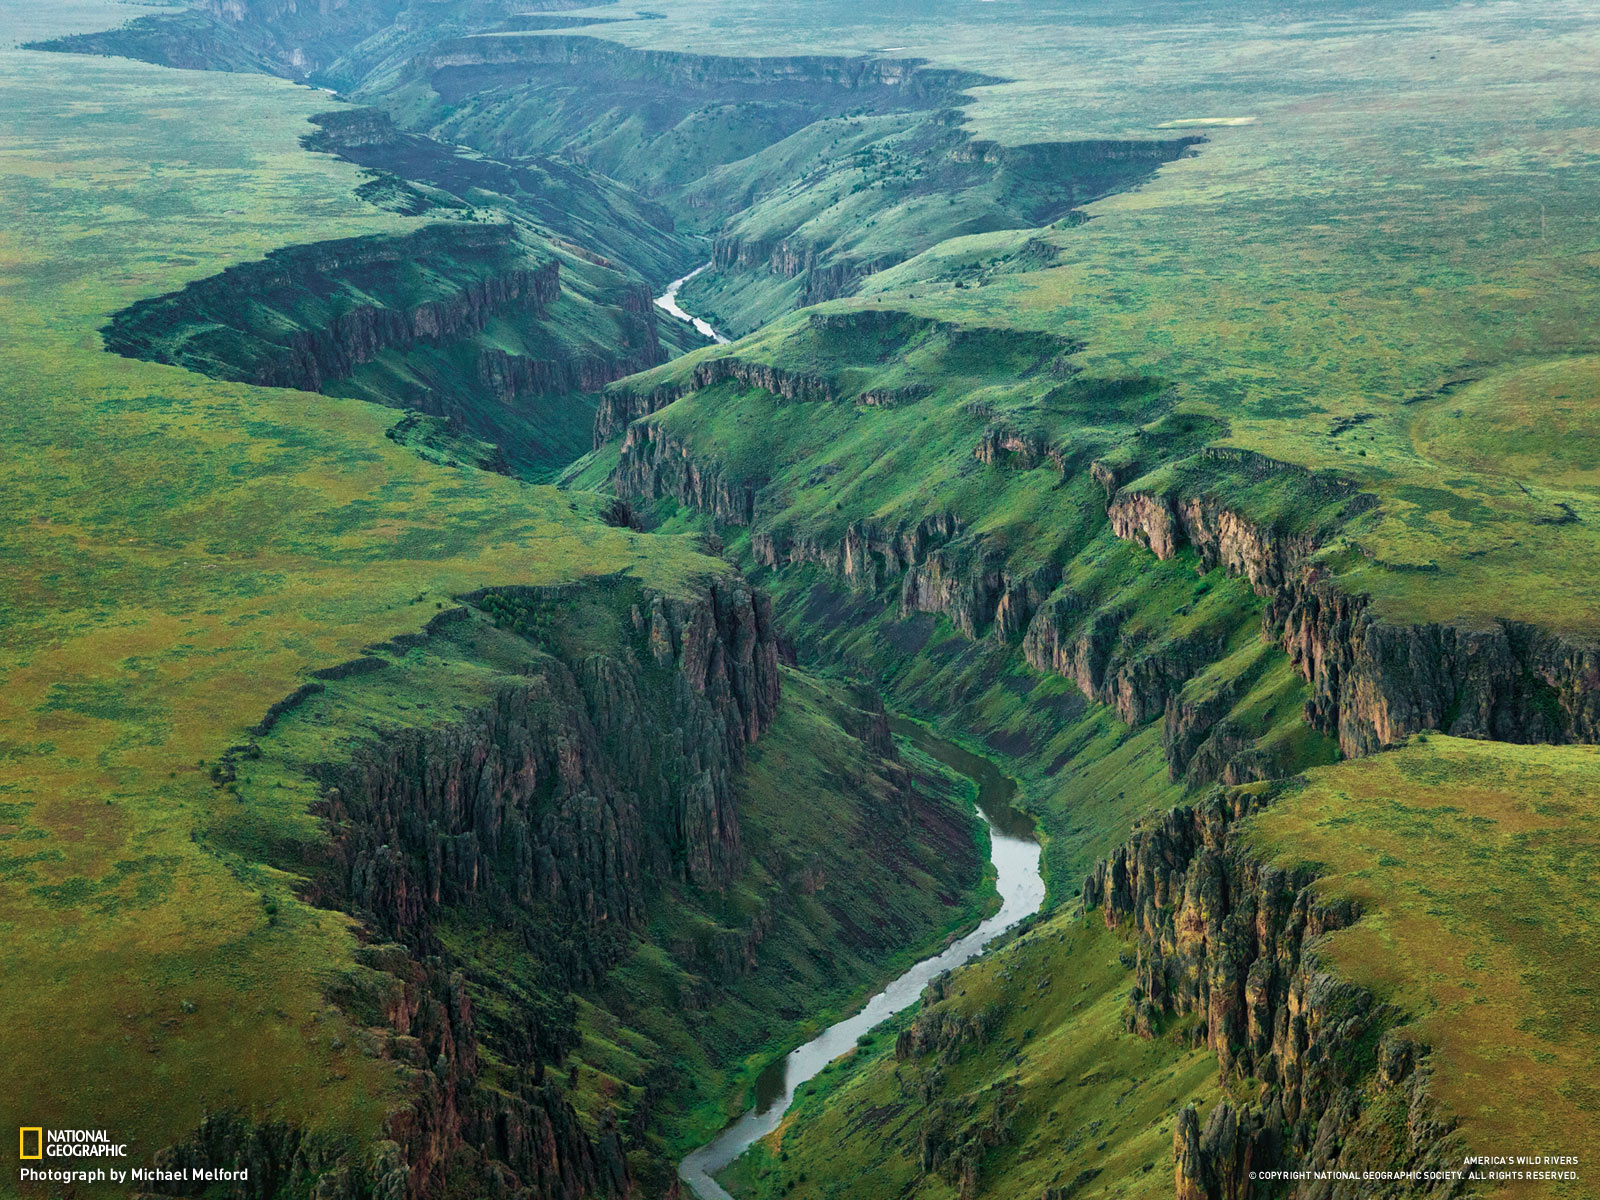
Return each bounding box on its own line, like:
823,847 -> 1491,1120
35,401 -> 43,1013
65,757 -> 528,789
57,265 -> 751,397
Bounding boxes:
1247,737 -> 1600,1199
0,6 -> 716,1164
716,914 -> 1221,1200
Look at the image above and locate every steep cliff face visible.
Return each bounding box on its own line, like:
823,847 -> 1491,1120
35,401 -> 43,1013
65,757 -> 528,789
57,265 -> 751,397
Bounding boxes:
269,579 -> 779,1200
265,262 -> 559,393
1105,462 -> 1600,756
477,339 -> 661,406
612,411 -> 1261,778
1270,575 -> 1600,756
688,355 -> 841,403
1084,790 -> 1469,1199
600,355 -> 843,460
973,423 -> 1062,472
595,382 -> 689,448
104,223 -> 558,390
752,512 -> 962,595
711,234 -> 902,305
616,422 -> 761,525
1107,455 -> 1331,595
312,582 -> 780,953
1021,595 -> 1229,727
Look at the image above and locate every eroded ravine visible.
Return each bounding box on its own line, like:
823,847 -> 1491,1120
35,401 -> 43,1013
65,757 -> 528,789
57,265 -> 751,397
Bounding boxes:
678,716 -> 1044,1200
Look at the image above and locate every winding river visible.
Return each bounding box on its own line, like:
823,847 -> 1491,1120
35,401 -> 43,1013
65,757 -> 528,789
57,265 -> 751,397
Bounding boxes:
655,262 -> 730,344
677,717 -> 1045,1200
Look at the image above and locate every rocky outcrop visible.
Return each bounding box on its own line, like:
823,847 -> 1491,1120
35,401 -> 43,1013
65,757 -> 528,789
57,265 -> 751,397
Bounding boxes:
258,260 -> 556,392
616,422 -> 761,525
1173,1103 -> 1278,1200
857,384 -> 930,409
602,356 -> 845,458
1090,457 -> 1139,500
895,974 -> 1004,1064
1105,457 -> 1600,756
1085,790 -> 1470,1199
689,355 -> 840,404
477,344 -> 661,404
751,511 -> 961,590
594,381 -> 688,448
312,582 -> 779,948
136,1112 -> 408,1200
1022,595 -> 1226,726
1107,484 -> 1325,596
276,579 -> 777,1200
1271,573 -> 1600,756
711,234 -> 903,304
974,423 -> 1065,472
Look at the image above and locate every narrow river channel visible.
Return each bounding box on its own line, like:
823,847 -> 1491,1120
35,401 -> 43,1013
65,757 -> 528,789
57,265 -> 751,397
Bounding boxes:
655,261 -> 730,344
677,716 -> 1045,1199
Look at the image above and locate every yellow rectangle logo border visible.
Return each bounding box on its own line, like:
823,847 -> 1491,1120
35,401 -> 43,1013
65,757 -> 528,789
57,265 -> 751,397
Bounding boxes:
19,1127 -> 43,1160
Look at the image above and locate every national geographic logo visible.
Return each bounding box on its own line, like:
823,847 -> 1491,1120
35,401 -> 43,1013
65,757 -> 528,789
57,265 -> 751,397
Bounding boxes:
17,1127 -> 128,1159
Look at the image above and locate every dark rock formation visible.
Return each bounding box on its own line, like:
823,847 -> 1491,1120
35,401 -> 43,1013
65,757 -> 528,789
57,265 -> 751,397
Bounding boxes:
103,223 -> 559,394
711,234 -> 904,305
204,577 -> 783,1200
1022,595 -> 1224,726
1084,790 -> 1470,1199
974,423 -> 1061,471
616,422 -> 761,526
688,355 -> 840,404
1106,457 -> 1600,755
594,381 -> 688,448
1173,1102 -> 1278,1200
476,343 -> 660,405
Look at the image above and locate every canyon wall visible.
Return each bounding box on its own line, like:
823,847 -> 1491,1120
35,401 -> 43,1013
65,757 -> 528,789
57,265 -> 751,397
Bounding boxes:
614,376 -> 1600,766
162,579 -> 781,1200
1083,790 -> 1470,1199
103,223 -> 560,393
1106,465 -> 1600,756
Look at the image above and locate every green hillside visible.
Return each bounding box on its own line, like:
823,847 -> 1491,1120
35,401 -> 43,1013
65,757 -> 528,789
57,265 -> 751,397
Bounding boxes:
7,0 -> 1600,1197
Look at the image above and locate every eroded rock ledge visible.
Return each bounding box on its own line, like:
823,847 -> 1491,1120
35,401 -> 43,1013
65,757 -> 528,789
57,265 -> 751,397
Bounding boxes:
1107,456 -> 1600,755
617,386 -> 1600,765
104,223 -> 560,393
1084,789 -> 1470,1199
